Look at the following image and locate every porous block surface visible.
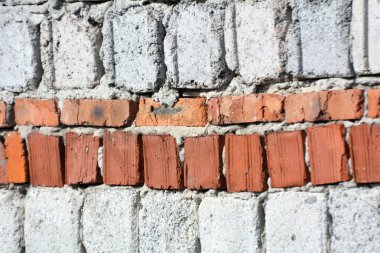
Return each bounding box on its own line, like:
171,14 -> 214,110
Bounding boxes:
139,190 -> 200,253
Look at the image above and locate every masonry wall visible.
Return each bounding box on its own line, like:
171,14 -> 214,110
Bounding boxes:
0,0 -> 380,252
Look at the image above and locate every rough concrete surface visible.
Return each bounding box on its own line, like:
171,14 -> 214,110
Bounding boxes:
199,195 -> 262,253
82,187 -> 140,253
0,7 -> 43,91
224,0 -> 293,84
0,189 -> 25,253
111,5 -> 166,93
329,187 -> 380,253
266,191 -> 328,253
139,190 -> 200,253
351,0 -> 380,74
24,187 -> 84,253
165,2 -> 232,89
292,0 -> 353,78
52,5 -> 104,89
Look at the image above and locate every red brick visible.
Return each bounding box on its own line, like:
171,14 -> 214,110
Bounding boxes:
136,98 -> 207,127
15,99 -> 59,126
5,132 -> 28,183
208,94 -> 284,125
225,134 -> 267,192
349,124 -> 380,183
103,130 -> 143,186
0,140 -> 7,184
65,132 -> 101,185
61,99 -> 138,127
28,132 -> 65,187
266,131 -> 309,188
285,90 -> 364,123
307,124 -> 351,185
0,102 -> 14,128
142,135 -> 182,189
285,92 -> 321,123
368,89 -> 380,118
184,135 -> 225,190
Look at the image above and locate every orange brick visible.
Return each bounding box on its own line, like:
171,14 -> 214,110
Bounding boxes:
61,99 -> 138,127
208,94 -> 284,125
225,134 -> 267,192
0,102 -> 14,127
184,135 -> 225,190
104,130 -> 143,186
349,124 -> 380,183
285,90 -> 364,123
266,131 -> 309,188
0,140 -> 7,184
65,132 -> 102,185
28,132 -> 65,187
142,135 -> 182,189
15,99 -> 59,126
136,98 -> 207,127
5,132 -> 28,183
368,89 -> 380,118
307,124 -> 351,185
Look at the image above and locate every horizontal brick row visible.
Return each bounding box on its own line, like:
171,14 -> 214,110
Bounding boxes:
3,89 -> 378,128
1,123 -> 379,190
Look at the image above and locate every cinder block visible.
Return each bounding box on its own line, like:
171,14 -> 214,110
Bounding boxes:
224,0 -> 295,84
165,3 -> 231,89
292,0 -> 353,78
25,187 -> 84,253
329,188 -> 380,253
139,191 -> 200,253
83,187 -> 139,253
112,6 -> 166,92
199,195 -> 262,253
266,192 -> 328,253
352,0 -> 380,74
0,189 -> 25,253
0,9 -> 42,90
52,13 -> 103,89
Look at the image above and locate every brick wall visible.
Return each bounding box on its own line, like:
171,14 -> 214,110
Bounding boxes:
0,0 -> 380,252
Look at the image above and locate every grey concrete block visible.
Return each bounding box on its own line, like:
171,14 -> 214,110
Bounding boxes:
165,3 -> 232,89
351,0 -> 380,74
199,195 -> 262,253
224,0 -> 296,84
0,8 -> 43,91
3,0 -> 47,5
24,187 -> 84,253
52,8 -> 103,89
266,192 -> 328,253
82,187 -> 139,253
292,0 -> 353,78
139,190 -> 200,253
109,5 -> 166,93
0,189 -> 25,253
329,188 -> 380,253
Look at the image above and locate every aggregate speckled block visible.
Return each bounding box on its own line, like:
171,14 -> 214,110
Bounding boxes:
165,3 -> 231,89
24,187 -> 84,253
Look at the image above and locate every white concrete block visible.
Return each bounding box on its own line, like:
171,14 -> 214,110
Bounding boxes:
112,6 -> 166,92
199,195 -> 262,253
82,187 -> 139,253
293,0 -> 353,78
52,12 -> 103,89
24,187 -> 84,253
0,189 -> 25,253
165,3 -> 231,89
0,9 -> 42,91
352,0 -> 380,74
139,190 -> 200,253
329,188 -> 380,253
224,0 -> 296,84
266,192 -> 328,253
